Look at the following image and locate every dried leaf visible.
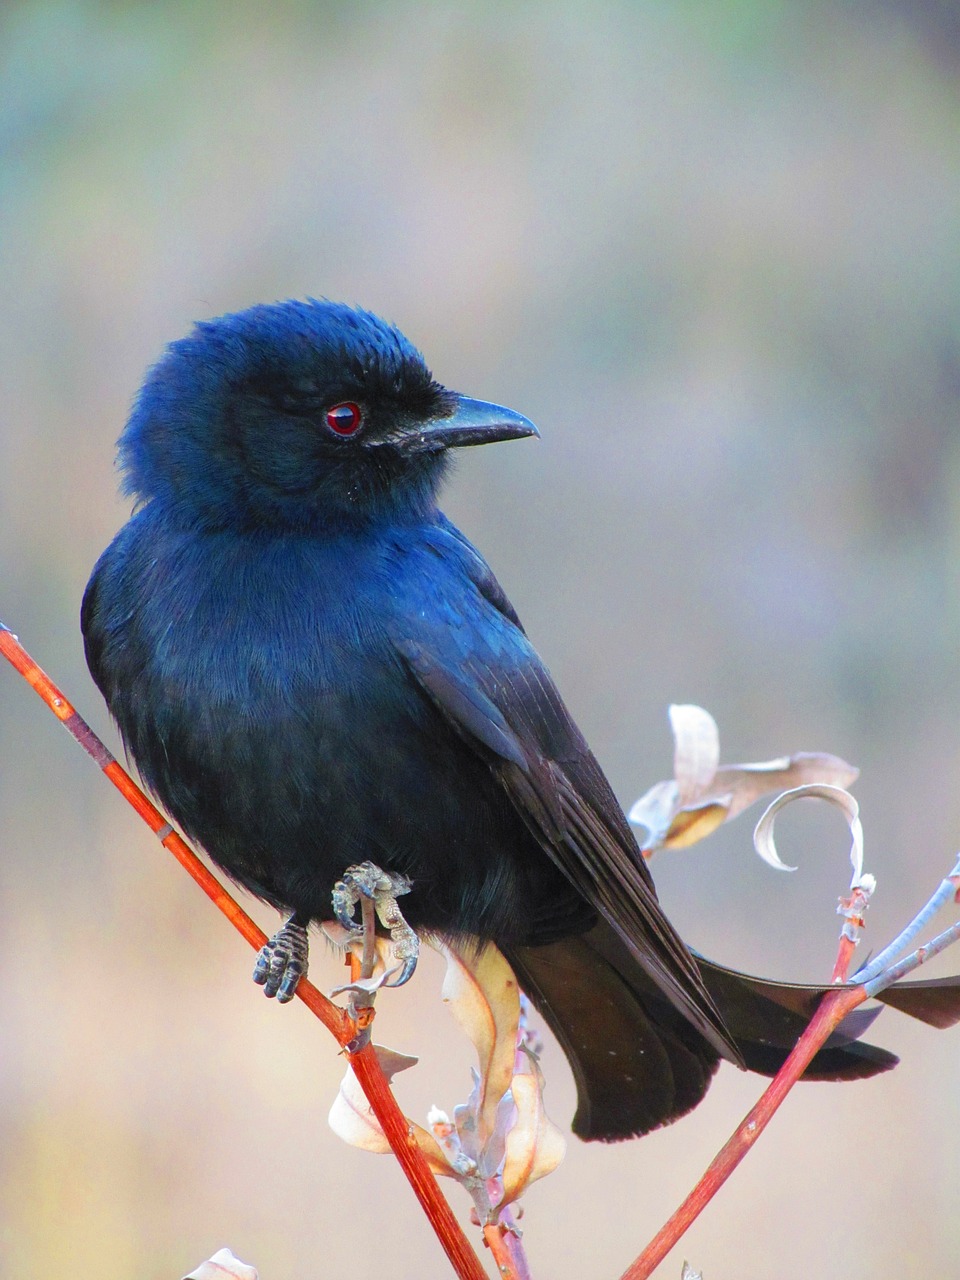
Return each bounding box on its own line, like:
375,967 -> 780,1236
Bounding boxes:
428,1105 -> 477,1176
182,1248 -> 258,1280
670,703 -> 719,805
663,799 -> 731,849
453,1068 -> 485,1163
327,1047 -> 413,1154
477,1086 -> 517,1181
320,920 -> 361,949
499,1063 -> 566,1207
328,942 -> 565,1203
629,705 -> 859,854
319,923 -> 393,972
435,940 -> 521,1145
714,752 -> 858,825
327,1045 -> 453,1176
753,783 -> 870,888
329,965 -> 404,997
628,778 -> 682,848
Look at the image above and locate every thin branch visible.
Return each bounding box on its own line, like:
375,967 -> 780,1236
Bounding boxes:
0,624 -> 489,1280
830,881 -> 873,983
619,984 -> 865,1280
861,914 -> 960,997
852,853 -> 960,986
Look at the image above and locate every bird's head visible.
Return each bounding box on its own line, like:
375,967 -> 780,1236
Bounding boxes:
119,299 -> 537,531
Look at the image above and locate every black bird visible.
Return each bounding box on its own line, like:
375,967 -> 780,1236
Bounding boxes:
83,300 -> 934,1140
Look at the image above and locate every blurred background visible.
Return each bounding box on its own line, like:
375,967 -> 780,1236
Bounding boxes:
2,2 -> 960,1276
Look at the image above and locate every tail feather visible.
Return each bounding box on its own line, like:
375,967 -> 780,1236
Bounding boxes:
506,920 -> 898,1142
505,927 -> 719,1141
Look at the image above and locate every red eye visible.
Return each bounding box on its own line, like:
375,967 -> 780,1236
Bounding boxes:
325,402 -> 363,436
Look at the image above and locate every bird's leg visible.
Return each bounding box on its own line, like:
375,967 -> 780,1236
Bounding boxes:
375,879 -> 420,987
331,860 -> 420,987
253,912 -> 310,1003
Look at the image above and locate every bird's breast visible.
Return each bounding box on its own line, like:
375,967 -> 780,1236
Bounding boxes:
88,513 -> 568,938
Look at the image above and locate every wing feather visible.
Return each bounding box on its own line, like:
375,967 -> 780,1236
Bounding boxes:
392,542 -> 742,1065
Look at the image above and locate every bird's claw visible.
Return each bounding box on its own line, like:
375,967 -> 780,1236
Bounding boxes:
331,860 -> 420,984
378,894 -> 420,987
331,876 -> 365,934
253,915 -> 309,1002
384,952 -> 418,988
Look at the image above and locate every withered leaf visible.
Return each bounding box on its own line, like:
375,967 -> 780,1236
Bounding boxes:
182,1248 -> 258,1280
436,940 -> 521,1145
327,1045 -> 453,1177
753,782 -> 874,891
499,1063 -> 566,1207
629,705 -> 858,853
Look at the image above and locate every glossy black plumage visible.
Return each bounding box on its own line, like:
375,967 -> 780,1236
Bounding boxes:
82,299 -> 946,1141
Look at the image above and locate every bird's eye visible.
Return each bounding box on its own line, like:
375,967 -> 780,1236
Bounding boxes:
325,402 -> 363,436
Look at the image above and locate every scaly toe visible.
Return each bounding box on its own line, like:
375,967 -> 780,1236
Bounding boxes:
252,916 -> 310,1002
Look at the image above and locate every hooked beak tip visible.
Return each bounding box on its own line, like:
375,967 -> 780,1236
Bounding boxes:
419,395 -> 539,450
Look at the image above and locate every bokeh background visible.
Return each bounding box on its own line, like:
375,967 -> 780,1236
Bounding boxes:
2,3 -> 960,1277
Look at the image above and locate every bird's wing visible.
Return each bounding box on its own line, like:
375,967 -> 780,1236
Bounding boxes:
392,528 -> 741,1065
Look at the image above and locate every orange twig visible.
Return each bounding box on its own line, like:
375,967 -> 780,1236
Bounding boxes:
0,625 -> 488,1280
619,983 -> 865,1280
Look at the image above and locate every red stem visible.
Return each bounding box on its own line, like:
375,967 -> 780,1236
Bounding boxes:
483,1220 -> 533,1280
619,983 -> 865,1279
0,626 -> 489,1280
830,934 -> 857,984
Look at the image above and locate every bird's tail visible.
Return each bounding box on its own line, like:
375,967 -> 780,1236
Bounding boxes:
504,919 -> 898,1142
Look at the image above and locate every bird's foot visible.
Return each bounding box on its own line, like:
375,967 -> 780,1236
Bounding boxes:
331,860 -> 420,987
253,914 -> 309,1002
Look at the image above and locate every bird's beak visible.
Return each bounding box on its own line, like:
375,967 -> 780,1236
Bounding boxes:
405,395 -> 539,452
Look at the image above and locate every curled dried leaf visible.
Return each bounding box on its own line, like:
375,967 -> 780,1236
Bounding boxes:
182,1248 -> 258,1280
477,1085 -> 517,1181
328,939 -> 565,1210
436,941 -> 565,1202
320,923 -> 393,974
329,965 -> 405,997
428,1104 -> 478,1177
660,800 -> 730,849
628,778 -> 683,849
753,783 -> 870,889
714,752 -> 859,826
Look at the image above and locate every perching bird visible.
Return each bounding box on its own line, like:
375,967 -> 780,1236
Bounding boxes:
83,299 -> 929,1140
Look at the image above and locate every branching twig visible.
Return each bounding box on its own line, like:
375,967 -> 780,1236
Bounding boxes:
621,859 -> 960,1279
0,624 -> 490,1280
852,854 -> 960,986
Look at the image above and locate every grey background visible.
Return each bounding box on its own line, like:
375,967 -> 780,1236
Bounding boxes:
2,4 -> 959,1277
